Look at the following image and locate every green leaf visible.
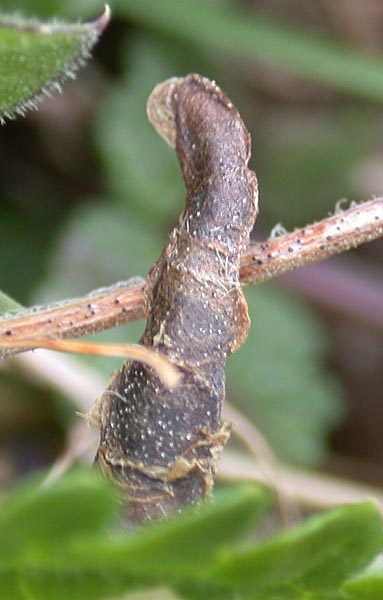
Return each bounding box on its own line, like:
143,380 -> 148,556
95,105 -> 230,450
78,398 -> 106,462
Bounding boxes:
0,468 -> 119,567
343,555 -> 383,600
0,473 -> 270,574
0,7 -> 110,122
33,201 -> 164,303
174,579 -> 247,600
259,112 -> 374,229
0,572 -> 179,600
95,35 -> 181,223
104,0 -> 383,102
0,289 -> 22,315
0,2 -> 68,19
8,0 -> 383,102
227,285 -> 344,466
1,470 -> 381,600
209,502 -> 383,596
0,479 -> 270,598
67,484 -> 270,576
0,572 -> 27,600
4,569 -> 142,600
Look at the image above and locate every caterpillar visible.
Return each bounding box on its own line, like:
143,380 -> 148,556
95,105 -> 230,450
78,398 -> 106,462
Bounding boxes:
92,74 -> 258,524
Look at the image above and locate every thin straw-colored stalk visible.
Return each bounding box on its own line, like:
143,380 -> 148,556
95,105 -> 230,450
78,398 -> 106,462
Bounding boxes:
0,337 -> 179,388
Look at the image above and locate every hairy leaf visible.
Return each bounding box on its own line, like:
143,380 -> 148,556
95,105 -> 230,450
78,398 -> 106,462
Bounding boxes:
0,6 -> 109,122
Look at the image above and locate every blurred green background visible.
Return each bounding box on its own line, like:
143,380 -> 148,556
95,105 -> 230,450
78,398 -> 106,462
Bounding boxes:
0,0 -> 382,489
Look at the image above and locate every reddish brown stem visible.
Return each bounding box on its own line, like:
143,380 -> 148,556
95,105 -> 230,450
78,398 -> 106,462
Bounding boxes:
1,198 -> 381,357
0,279 -> 145,358
240,198 -> 383,284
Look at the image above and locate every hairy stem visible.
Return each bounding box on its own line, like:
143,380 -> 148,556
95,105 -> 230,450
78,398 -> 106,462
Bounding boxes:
1,198 -> 381,357
240,198 -> 383,284
0,279 -> 145,358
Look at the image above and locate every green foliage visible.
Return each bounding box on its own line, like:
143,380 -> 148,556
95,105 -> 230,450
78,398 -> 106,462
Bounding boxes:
343,556 -> 383,600
227,286 -> 344,466
0,202 -> 54,303
34,201 -> 164,302
111,0 -> 383,102
0,289 -> 22,315
14,0 -> 382,101
67,485 -> 270,577
258,112 -> 374,229
0,470 -> 381,599
0,8 -> 108,121
210,502 -> 382,595
0,469 -> 119,567
95,36 -> 188,225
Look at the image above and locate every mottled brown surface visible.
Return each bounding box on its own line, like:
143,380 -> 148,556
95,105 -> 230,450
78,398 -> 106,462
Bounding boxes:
94,74 -> 258,523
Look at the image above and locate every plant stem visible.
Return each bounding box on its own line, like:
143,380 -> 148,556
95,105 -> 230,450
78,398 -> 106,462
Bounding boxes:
240,198 -> 383,284
219,451 -> 383,514
0,279 -> 145,357
0,198 -> 381,356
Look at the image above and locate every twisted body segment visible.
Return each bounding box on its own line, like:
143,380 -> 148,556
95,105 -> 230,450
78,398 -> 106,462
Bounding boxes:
94,75 -> 258,523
